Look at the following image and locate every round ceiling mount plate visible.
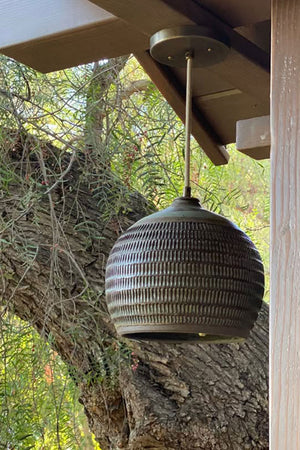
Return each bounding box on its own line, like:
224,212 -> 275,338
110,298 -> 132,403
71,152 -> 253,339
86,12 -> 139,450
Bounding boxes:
150,26 -> 230,68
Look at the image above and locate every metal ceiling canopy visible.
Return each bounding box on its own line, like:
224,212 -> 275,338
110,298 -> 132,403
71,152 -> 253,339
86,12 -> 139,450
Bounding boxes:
150,26 -> 230,67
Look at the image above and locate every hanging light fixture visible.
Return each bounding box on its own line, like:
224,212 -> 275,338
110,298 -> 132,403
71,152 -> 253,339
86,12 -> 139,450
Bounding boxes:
105,26 -> 264,343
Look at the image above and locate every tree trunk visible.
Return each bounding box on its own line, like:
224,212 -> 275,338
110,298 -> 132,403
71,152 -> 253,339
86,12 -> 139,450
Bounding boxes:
0,144 -> 268,450
85,57 -> 127,162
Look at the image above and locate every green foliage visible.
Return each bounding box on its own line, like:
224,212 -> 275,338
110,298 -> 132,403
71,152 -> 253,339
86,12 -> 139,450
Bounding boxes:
0,314 -> 100,449
0,52 -> 270,449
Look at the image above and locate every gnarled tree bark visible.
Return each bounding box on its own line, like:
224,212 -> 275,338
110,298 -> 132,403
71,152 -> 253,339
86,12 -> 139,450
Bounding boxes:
0,140 -> 269,450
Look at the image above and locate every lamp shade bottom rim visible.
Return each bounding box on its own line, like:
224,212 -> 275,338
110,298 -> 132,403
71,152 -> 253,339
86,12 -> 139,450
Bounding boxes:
117,324 -> 249,344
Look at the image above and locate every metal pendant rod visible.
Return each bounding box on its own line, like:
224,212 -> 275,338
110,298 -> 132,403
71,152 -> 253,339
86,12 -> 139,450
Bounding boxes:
183,52 -> 193,198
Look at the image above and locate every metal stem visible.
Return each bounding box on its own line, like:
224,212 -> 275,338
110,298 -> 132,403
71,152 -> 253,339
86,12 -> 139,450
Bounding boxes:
183,52 -> 193,198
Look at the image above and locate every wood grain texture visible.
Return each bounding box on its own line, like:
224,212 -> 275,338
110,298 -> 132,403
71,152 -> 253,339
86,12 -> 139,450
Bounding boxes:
271,0 -> 300,448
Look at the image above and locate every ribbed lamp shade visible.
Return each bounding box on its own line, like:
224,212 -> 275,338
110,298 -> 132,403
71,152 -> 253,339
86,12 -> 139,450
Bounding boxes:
105,197 -> 264,343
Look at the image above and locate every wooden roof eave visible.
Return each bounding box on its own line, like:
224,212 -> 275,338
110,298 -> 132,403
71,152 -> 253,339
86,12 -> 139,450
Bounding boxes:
90,0 -> 270,100
90,0 -> 270,164
0,0 -> 149,73
0,0 -> 271,165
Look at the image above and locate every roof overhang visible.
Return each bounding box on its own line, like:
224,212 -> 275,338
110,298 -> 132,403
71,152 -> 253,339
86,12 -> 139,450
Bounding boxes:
0,0 -> 271,165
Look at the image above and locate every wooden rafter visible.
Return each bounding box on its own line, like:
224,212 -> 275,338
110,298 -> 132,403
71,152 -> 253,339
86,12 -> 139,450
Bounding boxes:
136,51 -> 229,165
0,0 -> 149,72
236,115 -> 270,159
90,0 -> 270,164
0,0 -> 271,164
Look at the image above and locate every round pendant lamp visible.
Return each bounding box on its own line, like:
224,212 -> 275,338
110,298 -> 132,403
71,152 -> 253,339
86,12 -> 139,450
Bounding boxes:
105,26 -> 264,343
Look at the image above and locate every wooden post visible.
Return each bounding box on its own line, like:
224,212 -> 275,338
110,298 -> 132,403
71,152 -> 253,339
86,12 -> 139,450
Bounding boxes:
271,1 -> 300,448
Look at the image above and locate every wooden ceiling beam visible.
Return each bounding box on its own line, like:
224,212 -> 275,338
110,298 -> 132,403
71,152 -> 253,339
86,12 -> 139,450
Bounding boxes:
236,115 -> 270,159
0,0 -> 270,165
0,0 -> 149,72
191,0 -> 270,28
89,0 -> 270,164
0,0 -> 113,48
160,0 -> 270,72
89,0 -> 269,70
2,21 -> 148,73
90,0 -> 270,101
159,0 -> 270,103
136,51 -> 229,165
88,0 -> 194,35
